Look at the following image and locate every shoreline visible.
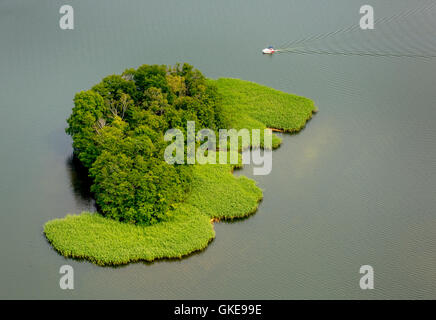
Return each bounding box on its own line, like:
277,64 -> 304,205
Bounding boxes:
44,77 -> 317,266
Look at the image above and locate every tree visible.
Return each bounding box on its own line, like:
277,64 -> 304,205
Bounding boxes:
66,90 -> 107,168
65,63 -> 222,225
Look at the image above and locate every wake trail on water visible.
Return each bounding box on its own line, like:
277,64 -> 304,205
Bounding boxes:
279,49 -> 436,59
275,1 -> 436,59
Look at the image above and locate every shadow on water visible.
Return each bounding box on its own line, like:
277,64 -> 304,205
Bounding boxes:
66,154 -> 96,210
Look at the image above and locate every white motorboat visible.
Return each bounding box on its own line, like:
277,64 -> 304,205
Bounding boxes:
262,46 -> 276,54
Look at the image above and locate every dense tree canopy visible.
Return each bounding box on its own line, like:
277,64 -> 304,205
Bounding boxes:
66,63 -> 226,225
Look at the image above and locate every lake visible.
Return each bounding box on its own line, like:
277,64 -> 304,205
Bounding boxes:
0,0 -> 435,299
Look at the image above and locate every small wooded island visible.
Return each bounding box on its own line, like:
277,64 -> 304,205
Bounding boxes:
44,63 -> 316,266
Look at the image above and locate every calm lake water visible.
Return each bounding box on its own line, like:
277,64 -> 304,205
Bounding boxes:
1,0 -> 435,299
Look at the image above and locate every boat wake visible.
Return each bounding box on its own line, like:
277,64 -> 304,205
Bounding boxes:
271,1 -> 436,59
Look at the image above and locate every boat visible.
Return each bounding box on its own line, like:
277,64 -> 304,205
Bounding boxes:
262,46 -> 276,54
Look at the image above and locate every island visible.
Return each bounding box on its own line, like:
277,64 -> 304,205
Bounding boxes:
44,63 -> 316,266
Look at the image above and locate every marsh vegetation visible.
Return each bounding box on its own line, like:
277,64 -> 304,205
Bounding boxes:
44,64 -> 316,266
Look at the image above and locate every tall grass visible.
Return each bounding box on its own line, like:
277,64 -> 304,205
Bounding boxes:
44,206 -> 214,266
187,164 -> 263,220
213,78 -> 316,148
44,164 -> 262,265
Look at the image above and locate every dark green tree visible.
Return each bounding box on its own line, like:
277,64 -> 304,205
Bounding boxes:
65,63 -> 223,225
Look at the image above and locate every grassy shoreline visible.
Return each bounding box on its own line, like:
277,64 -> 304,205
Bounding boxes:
44,78 -> 316,266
